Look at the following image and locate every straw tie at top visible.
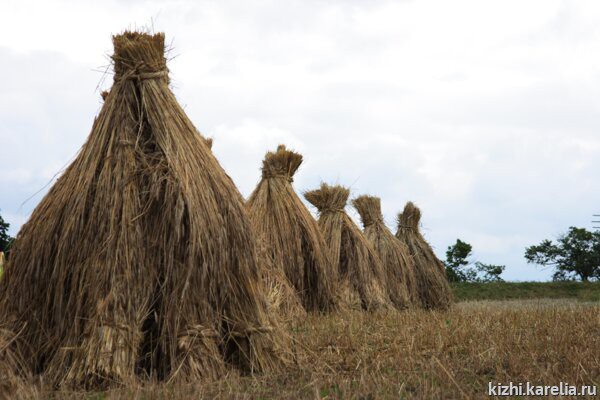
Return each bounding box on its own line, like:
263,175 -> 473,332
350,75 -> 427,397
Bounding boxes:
115,68 -> 169,82
130,70 -> 168,80
363,217 -> 384,228
262,170 -> 294,183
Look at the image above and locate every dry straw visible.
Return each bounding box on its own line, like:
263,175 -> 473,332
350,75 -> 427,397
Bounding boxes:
0,328 -> 32,399
304,183 -> 391,311
352,195 -> 417,309
255,230 -> 306,318
395,202 -> 453,310
0,31 -> 288,389
247,145 -> 338,313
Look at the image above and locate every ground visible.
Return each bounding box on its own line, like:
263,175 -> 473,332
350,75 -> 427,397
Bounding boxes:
31,283 -> 600,399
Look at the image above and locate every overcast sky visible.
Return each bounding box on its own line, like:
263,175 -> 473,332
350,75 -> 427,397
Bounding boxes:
1,0 -> 599,281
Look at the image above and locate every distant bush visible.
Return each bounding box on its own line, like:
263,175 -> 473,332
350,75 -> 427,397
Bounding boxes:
445,239 -> 505,282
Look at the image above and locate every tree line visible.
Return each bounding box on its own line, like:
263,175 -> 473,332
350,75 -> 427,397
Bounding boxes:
445,226 -> 600,283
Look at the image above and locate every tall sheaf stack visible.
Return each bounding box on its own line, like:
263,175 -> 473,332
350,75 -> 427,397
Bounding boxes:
305,183 -> 391,311
396,202 -> 453,310
247,145 -> 338,313
0,31 -> 287,389
352,195 -> 417,308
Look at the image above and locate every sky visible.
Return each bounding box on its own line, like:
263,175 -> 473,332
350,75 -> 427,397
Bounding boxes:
1,0 -> 600,281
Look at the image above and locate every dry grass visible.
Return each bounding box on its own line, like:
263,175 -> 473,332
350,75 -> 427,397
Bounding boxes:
25,299 -> 600,399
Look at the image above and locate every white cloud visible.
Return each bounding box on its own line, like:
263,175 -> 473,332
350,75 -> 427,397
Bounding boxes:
209,119 -> 306,196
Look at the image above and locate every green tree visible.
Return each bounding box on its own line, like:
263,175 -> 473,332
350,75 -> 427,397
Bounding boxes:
445,239 -> 475,282
0,211 -> 13,253
445,239 -> 505,282
473,262 -> 504,282
525,227 -> 600,282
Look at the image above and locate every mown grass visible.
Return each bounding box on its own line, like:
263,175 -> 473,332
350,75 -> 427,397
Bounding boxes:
451,281 -> 600,302
32,299 -> 600,399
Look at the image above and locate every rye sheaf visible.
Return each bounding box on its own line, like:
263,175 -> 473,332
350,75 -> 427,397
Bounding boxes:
0,31 -> 291,393
304,183 -> 393,311
396,202 -> 454,310
247,145 -> 339,316
352,195 -> 417,309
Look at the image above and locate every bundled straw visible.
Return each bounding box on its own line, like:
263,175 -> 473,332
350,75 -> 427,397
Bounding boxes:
0,31 -> 287,389
247,145 -> 338,313
304,184 -> 391,311
352,195 -> 417,309
255,232 -> 306,319
0,328 -> 33,399
395,202 -> 453,310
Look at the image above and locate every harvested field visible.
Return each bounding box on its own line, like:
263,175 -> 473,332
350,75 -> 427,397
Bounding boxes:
29,298 -> 600,399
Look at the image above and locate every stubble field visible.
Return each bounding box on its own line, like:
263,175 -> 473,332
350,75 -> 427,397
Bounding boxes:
40,294 -> 600,399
